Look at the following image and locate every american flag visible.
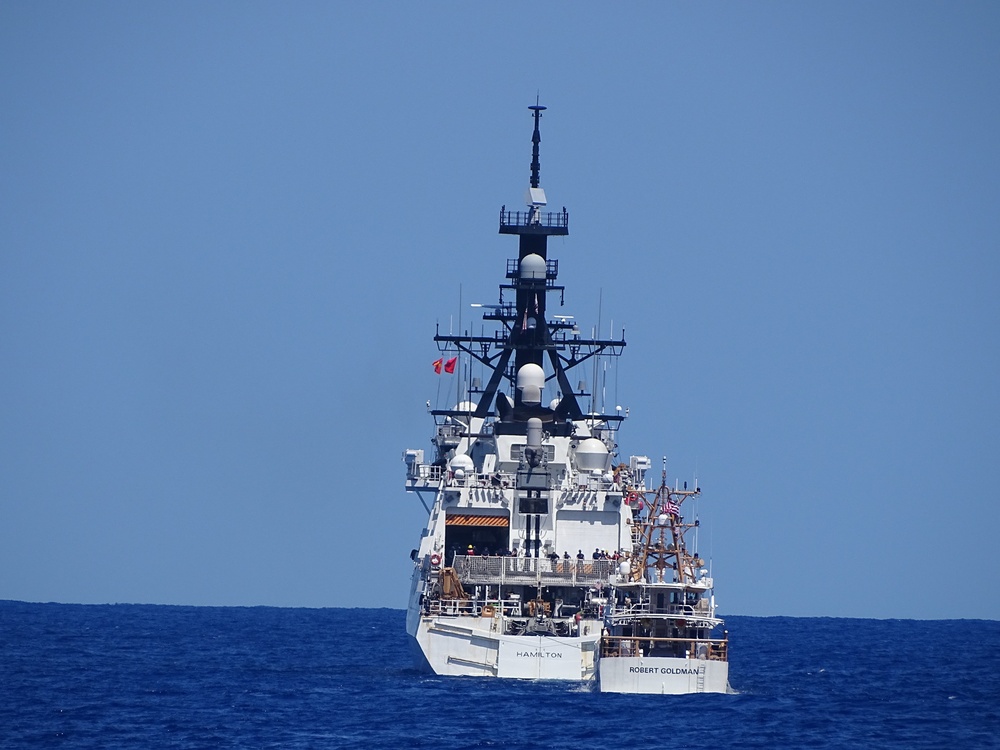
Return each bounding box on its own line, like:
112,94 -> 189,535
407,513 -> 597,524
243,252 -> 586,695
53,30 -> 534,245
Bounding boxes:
664,500 -> 681,516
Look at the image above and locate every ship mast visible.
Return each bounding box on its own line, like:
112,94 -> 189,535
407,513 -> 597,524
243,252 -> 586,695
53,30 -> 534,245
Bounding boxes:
431,104 -> 626,436
529,102 -> 543,190
628,458 -> 704,584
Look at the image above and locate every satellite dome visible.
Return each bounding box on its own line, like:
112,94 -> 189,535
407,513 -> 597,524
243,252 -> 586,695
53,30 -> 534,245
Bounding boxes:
575,438 -> 610,471
449,454 -> 475,479
519,254 -> 546,280
516,363 -> 544,391
517,363 -> 545,406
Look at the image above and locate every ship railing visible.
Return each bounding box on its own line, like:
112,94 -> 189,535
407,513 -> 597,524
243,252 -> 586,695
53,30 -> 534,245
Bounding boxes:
437,423 -> 465,438
407,464 -> 444,482
406,464 -> 514,490
610,601 -> 652,617
600,635 -> 729,662
563,472 -> 620,492
499,208 -> 569,231
453,555 -> 614,587
423,596 -> 525,618
609,602 -> 707,618
444,470 -> 515,489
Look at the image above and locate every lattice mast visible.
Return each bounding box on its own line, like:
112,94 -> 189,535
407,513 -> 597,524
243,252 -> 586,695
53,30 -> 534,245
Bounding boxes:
630,458 -> 703,583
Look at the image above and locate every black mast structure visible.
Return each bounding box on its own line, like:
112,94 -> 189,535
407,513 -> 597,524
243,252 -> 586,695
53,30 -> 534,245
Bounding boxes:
432,104 -> 626,439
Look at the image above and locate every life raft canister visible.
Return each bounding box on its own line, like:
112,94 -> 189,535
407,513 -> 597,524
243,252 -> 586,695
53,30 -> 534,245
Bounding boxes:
430,553 -> 442,566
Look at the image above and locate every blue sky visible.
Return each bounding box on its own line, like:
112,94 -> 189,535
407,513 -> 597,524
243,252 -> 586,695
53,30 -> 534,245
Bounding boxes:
2,2 -> 997,619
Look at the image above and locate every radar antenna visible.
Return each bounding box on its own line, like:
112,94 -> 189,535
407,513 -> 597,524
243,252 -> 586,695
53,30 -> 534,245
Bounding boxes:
528,100 -> 546,189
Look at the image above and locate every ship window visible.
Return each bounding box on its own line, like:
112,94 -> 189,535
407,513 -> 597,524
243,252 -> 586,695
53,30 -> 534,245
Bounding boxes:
518,495 -> 548,514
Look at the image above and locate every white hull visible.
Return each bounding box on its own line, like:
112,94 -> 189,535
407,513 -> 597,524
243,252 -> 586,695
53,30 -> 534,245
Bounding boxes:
407,611 -> 600,680
598,656 -> 730,694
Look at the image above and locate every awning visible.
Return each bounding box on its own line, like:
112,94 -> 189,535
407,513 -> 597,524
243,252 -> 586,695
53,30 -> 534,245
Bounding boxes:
445,514 -> 509,527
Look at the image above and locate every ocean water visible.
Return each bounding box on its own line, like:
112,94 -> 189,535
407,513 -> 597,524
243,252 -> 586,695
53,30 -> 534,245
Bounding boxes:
2,601 -> 997,749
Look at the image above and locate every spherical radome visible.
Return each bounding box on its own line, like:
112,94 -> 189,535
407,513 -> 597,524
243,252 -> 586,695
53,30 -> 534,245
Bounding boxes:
519,253 -> 546,280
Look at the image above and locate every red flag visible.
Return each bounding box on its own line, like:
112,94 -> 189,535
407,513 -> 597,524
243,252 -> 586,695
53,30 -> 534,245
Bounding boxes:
432,358 -> 443,374
664,500 -> 681,516
444,356 -> 457,374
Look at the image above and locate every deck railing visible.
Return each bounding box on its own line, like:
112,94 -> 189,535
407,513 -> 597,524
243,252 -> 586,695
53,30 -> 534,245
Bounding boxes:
608,600 -> 714,619
600,635 -> 728,661
406,464 -> 444,482
408,464 -> 619,492
499,208 -> 569,231
423,597 -> 506,617
452,554 -> 613,587
407,463 -> 520,490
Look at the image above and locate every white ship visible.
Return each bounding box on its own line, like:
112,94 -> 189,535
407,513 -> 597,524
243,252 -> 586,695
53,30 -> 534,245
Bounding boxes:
598,478 -> 731,694
403,105 -> 730,691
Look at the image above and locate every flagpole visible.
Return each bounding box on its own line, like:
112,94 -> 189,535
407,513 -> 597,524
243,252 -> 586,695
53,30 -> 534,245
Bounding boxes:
456,284 -> 462,409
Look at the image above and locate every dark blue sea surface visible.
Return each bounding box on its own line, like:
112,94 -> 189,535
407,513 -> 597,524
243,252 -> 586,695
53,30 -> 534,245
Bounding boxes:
1,601 -> 997,749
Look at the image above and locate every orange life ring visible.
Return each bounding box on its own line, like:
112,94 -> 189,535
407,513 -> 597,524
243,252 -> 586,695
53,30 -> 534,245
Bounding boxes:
430,553 -> 442,566
626,492 -> 644,512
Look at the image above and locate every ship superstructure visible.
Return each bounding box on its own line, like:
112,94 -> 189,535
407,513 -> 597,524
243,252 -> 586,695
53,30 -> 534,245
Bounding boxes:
403,105 -> 729,690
